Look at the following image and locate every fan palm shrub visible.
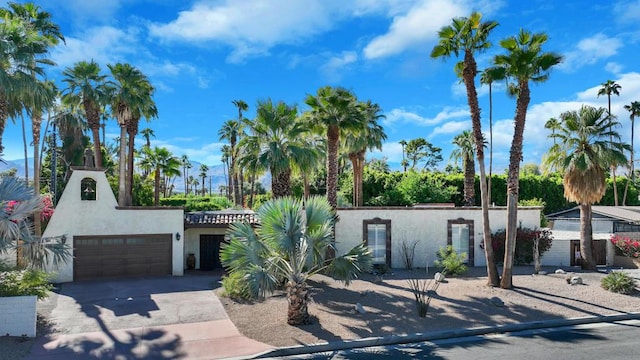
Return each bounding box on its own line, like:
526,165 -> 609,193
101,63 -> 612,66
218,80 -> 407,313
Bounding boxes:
221,196 -> 372,325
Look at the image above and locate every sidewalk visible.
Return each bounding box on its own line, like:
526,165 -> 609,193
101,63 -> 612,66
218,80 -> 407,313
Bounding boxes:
26,319 -> 273,360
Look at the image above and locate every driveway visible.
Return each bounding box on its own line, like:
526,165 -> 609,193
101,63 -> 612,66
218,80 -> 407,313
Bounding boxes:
26,274 -> 272,360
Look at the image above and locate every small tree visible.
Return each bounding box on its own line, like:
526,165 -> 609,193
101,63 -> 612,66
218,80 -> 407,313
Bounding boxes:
220,196 -> 373,325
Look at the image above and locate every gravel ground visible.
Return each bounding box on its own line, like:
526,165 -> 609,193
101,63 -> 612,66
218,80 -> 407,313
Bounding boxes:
217,266 -> 640,347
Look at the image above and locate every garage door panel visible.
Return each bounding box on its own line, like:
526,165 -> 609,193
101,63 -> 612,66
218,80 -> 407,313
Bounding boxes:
74,234 -> 172,281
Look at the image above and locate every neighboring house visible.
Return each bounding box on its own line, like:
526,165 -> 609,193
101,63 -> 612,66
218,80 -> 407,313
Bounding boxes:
335,206 -> 542,269
42,168 -> 184,283
546,206 -> 640,268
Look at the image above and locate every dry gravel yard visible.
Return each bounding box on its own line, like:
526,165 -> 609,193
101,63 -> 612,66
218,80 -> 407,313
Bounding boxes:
216,266 -> 640,347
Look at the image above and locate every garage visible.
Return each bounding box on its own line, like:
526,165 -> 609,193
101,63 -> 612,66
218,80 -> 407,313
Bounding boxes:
74,234 -> 172,281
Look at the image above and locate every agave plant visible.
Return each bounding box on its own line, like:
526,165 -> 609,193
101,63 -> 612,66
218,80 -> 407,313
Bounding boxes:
0,175 -> 70,270
221,195 -> 373,325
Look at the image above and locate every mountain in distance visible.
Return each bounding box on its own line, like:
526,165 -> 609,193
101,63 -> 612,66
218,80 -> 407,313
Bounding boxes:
0,158 -> 34,178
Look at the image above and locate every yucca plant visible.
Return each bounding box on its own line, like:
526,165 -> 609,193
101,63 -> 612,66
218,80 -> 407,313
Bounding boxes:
221,196 -> 373,325
601,272 -> 637,294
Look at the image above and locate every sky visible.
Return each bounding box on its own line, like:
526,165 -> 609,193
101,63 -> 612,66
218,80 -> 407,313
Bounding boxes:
3,0 -> 640,174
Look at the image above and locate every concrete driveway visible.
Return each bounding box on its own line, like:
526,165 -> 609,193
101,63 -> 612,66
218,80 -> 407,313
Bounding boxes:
26,274 -> 272,360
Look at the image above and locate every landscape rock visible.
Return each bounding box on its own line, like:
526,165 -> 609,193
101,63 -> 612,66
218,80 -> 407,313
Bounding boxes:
570,276 -> 583,285
555,269 -> 566,274
355,303 -> 366,314
537,271 -> 548,275
434,272 -> 446,282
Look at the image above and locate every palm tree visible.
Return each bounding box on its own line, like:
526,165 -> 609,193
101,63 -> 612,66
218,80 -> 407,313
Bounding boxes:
597,80 -> 622,206
61,60 -> 111,169
542,105 -> 628,270
304,86 -> 363,209
139,146 -> 180,206
0,175 -> 70,269
450,130 -> 477,206
180,154 -> 191,195
218,119 -> 244,206
431,11 -> 500,286
140,127 -> 154,149
493,29 -> 562,289
220,196 -> 372,325
236,132 -> 266,207
245,99 -> 317,197
623,101 -> 640,205
343,100 -> 386,207
399,139 -> 408,173
108,63 -> 157,206
545,117 -> 561,145
199,163 -> 209,196
220,144 -> 232,200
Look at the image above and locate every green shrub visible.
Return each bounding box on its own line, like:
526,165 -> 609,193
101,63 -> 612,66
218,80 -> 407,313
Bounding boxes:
601,272 -> 637,294
0,269 -> 53,300
434,245 -> 468,276
221,271 -> 252,300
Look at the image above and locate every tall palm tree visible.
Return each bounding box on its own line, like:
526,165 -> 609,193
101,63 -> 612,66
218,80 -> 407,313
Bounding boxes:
245,99 -> 317,197
431,11 -> 500,286
220,196 -> 372,325
140,127 -> 154,149
450,130 -> 477,206
199,163 -> 209,196
180,154 -> 191,195
304,86 -> 363,209
623,101 -> 640,205
543,106 -> 628,270
493,29 -> 562,288
218,119 -> 244,205
139,146 -> 180,206
61,60 -> 111,169
399,139 -> 408,173
108,63 -> 157,206
343,100 -> 386,207
545,117 -> 561,145
220,144 -> 232,199
597,80 -> 622,206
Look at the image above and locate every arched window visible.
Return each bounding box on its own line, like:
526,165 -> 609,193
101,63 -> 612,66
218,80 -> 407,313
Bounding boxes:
81,178 -> 96,201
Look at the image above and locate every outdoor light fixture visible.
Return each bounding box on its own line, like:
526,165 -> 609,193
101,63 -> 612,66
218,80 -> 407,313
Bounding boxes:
61,235 -> 67,244
176,232 -> 181,241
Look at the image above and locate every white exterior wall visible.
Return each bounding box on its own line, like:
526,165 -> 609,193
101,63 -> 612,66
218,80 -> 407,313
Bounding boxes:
548,219 -> 615,266
335,207 -> 541,269
42,169 -> 184,282
184,228 -> 227,269
0,295 -> 36,337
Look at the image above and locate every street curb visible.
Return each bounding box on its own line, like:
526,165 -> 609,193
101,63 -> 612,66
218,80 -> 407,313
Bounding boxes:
250,312 -> 640,359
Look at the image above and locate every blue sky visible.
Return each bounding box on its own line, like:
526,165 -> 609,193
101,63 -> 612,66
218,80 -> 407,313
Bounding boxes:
3,0 -> 640,173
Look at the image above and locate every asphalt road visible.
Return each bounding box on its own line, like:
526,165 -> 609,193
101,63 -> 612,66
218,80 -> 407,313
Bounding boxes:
272,320 -> 640,359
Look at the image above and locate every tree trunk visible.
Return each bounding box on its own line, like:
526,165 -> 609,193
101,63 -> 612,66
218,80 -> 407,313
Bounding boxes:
286,280 -> 310,325
501,81 -> 530,289
0,91 -> 7,154
272,168 -> 291,198
154,168 -> 160,206
84,100 -> 103,169
623,117 -> 634,205
356,151 -> 366,207
302,172 -> 310,200
488,82 -> 493,205
249,173 -> 256,208
580,203 -> 597,270
32,113 -> 42,237
349,154 -> 358,206
463,154 -> 475,206
463,50 -> 499,286
118,124 -> 127,206
126,119 -> 139,206
327,125 -> 339,209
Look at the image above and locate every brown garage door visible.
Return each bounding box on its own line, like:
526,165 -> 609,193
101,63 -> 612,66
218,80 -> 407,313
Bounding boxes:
74,234 -> 172,281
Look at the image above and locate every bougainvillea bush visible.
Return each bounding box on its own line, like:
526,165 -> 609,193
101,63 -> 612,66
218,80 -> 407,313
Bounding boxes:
610,235 -> 640,258
490,227 -> 553,265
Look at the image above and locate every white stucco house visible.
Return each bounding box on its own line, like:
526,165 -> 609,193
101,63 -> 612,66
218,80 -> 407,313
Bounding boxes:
42,168 -> 184,282
334,206 -> 542,269
546,206 -> 640,268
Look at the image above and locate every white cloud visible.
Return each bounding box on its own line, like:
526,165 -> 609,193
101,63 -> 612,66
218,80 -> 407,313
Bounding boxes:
605,62 -> 624,75
613,0 -> 640,23
384,107 -> 469,127
149,0 -> 336,63
559,33 -> 623,72
46,0 -> 123,25
431,120 -> 470,137
363,0 -> 467,59
320,51 -> 358,83
52,26 -> 140,67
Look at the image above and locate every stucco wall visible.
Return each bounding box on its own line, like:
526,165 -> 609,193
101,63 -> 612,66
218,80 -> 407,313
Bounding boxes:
335,207 -> 541,269
42,169 -> 184,282
184,228 -> 227,269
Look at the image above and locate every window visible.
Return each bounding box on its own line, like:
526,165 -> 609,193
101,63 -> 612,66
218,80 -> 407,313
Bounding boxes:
363,218 -> 391,267
447,219 -> 474,266
81,178 -> 97,201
